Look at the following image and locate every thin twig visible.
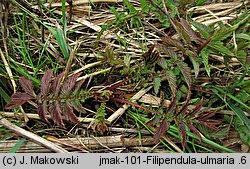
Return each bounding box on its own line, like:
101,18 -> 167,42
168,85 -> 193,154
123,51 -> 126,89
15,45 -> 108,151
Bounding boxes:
0,115 -> 68,153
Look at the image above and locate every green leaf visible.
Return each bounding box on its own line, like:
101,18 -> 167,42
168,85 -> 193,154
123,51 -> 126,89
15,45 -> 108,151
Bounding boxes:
208,41 -> 234,56
140,0 -> 150,13
188,53 -> 199,78
236,50 -> 247,64
158,57 -> 168,69
124,0 -> 137,14
110,6 -> 120,20
196,0 -> 207,6
212,24 -> 239,41
61,0 -> 67,36
229,104 -> 250,130
0,86 -> 10,103
153,77 -> 161,94
200,48 -> 210,77
55,24 -> 70,60
214,86 -> 250,110
190,21 -> 211,39
8,137 -> 26,153
236,33 -> 250,41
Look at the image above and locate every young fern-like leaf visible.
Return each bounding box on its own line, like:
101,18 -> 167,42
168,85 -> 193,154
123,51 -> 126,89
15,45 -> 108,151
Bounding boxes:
91,102 -> 108,134
187,98 -> 204,117
62,101 -> 79,124
5,76 -> 35,109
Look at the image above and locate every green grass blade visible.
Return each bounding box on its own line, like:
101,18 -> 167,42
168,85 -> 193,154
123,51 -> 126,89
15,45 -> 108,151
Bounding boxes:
213,86 -> 250,111
61,0 -> 67,37
8,137 -> 26,153
55,24 -> 70,60
213,89 -> 250,130
0,86 -> 10,103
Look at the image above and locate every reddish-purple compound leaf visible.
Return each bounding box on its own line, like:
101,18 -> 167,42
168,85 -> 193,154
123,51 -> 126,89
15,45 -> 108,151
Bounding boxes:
160,35 -> 185,51
187,123 -> 202,142
199,120 -> 219,130
50,71 -> 65,93
61,102 -> 80,124
172,20 -> 191,44
176,62 -> 192,88
167,95 -> 177,114
180,19 -> 207,44
41,70 -> 53,96
61,72 -> 82,95
198,110 -> 217,119
188,98 -> 204,117
73,78 -> 85,93
50,101 -> 65,128
153,119 -> 170,143
19,77 -> 34,96
178,123 -> 187,150
37,102 -> 50,124
177,89 -> 191,116
180,18 -> 204,43
5,92 -> 33,109
177,101 -> 189,116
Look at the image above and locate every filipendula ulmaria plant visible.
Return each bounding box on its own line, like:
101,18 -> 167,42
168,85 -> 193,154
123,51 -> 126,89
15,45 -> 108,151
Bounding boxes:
5,70 -> 95,128
152,90 -> 221,149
